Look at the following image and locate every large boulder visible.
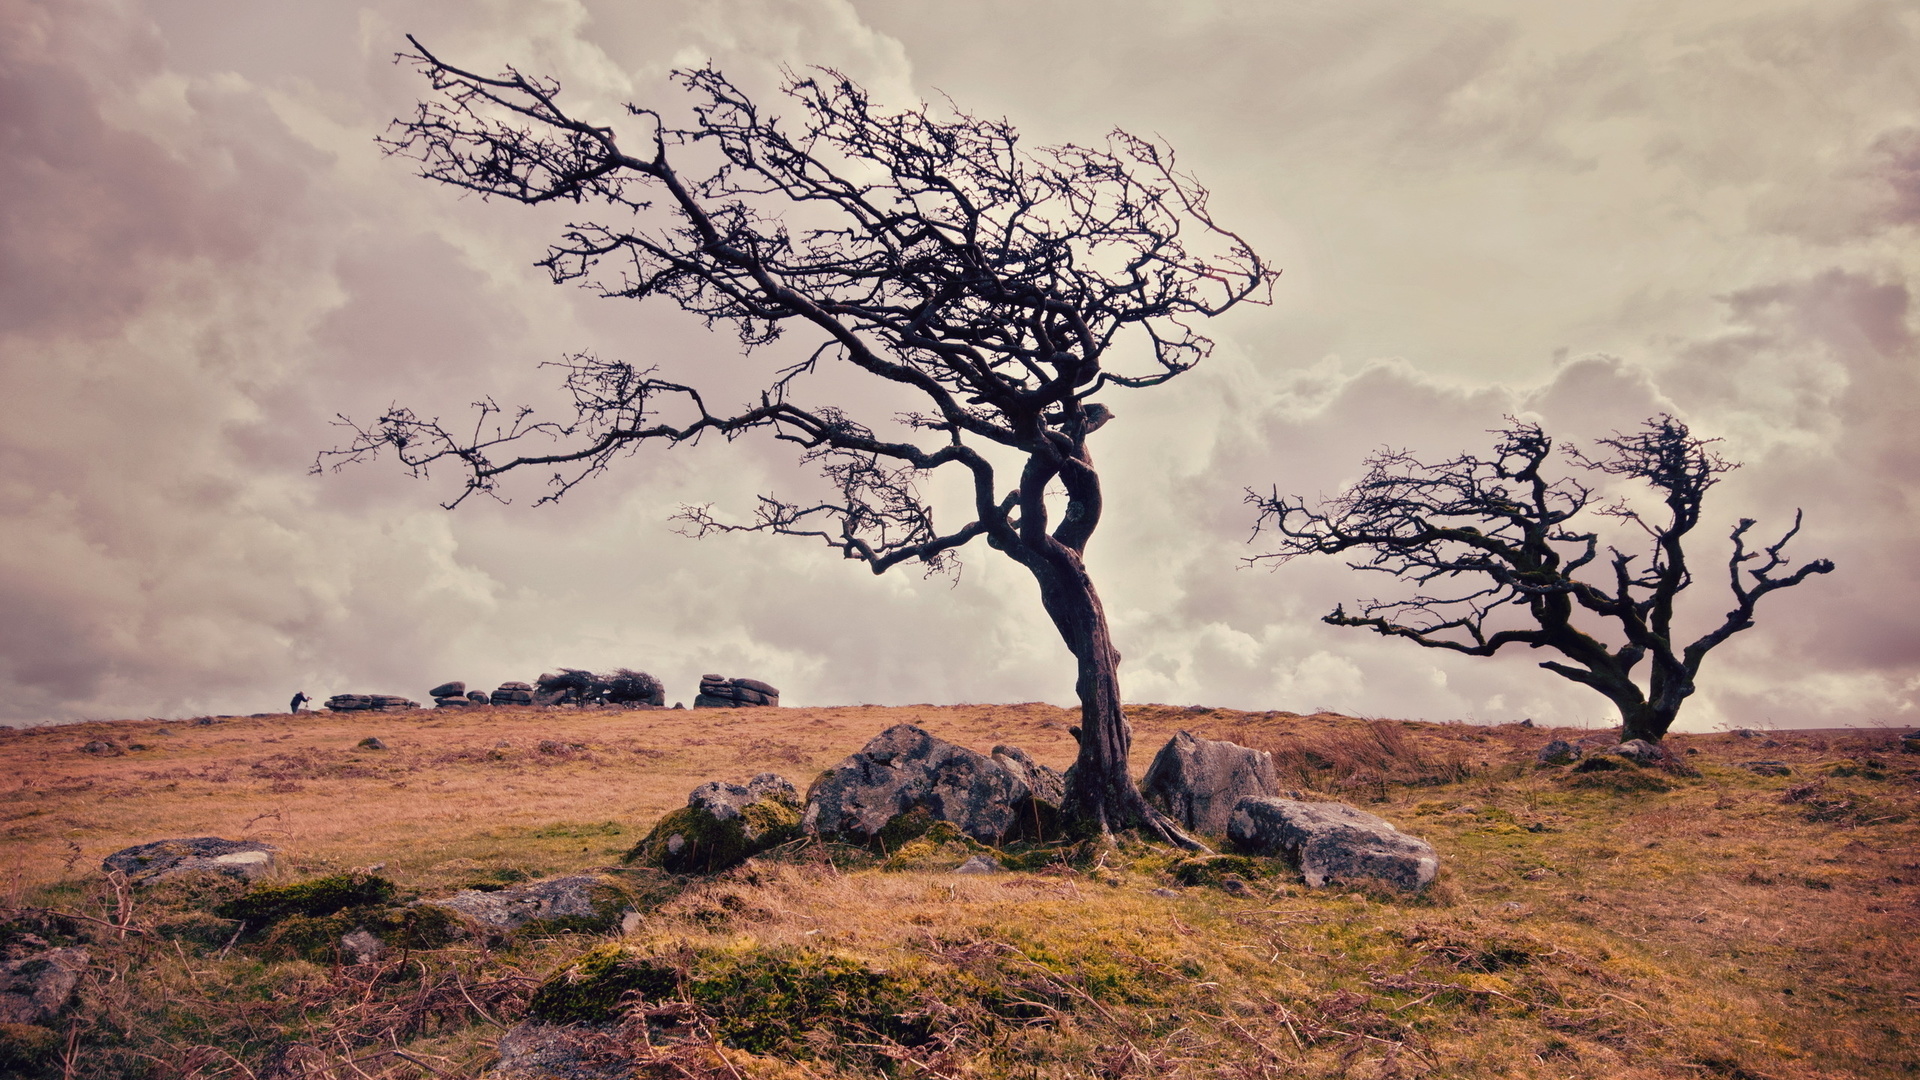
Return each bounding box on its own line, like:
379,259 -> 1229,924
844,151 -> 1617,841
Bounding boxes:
101,837 -> 278,883
428,681 -> 466,699
626,773 -> 802,874
1227,797 -> 1438,892
435,874 -> 638,932
325,693 -> 417,711
491,682 -> 535,707
1536,739 -> 1582,766
804,725 -> 1050,846
535,668 -> 667,708
0,947 -> 88,1025
1141,730 -> 1279,836
694,675 -> 779,708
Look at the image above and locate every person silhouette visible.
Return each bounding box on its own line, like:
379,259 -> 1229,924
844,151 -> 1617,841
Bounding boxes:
290,691 -> 310,714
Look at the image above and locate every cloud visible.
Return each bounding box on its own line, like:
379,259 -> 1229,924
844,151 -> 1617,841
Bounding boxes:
0,0 -> 1914,735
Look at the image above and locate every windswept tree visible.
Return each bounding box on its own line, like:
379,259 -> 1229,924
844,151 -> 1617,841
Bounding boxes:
325,40 -> 1276,843
1246,417 -> 1833,743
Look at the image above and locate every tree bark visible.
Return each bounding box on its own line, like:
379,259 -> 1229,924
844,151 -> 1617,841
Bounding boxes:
1021,545 -> 1203,849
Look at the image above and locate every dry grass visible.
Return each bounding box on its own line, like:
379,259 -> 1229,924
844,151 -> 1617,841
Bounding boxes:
2,705 -> 1916,1079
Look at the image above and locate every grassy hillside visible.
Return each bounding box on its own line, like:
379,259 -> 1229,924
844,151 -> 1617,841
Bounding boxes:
1,704 -> 1914,1079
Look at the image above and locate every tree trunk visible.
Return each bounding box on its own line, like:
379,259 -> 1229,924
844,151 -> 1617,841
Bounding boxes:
1024,547 -> 1204,849
1619,700 -> 1678,744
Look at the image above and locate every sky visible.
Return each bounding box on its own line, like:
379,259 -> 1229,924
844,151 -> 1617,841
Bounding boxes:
3,0 -> 1916,731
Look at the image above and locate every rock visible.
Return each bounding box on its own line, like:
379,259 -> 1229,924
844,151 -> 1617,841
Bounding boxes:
491,684 -> 535,706
428,681 -> 466,699
80,739 -> 122,756
493,1022 -> 632,1080
1536,739 -> 1583,766
693,675 -> 781,708
1606,739 -> 1662,766
436,874 -> 637,932
1141,730 -> 1279,836
340,928 -> 385,964
953,855 -> 1002,875
357,737 -> 386,751
1227,797 -> 1439,892
1150,888 -> 1180,899
102,837 -> 278,883
326,694 -> 374,712
433,696 -> 472,708
1517,718 -> 1535,728
369,694 -> 418,709
991,745 -> 1066,805
627,773 -> 802,874
803,725 -> 1043,845
0,946 -> 88,1025
1737,760 -> 1792,777
467,691 -> 491,705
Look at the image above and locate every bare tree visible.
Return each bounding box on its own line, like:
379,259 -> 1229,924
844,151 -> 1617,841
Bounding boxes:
1246,417 -> 1833,743
322,40 -> 1276,843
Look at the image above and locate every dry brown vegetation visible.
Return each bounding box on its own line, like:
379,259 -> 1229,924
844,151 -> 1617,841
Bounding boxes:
2,703 -> 1916,1079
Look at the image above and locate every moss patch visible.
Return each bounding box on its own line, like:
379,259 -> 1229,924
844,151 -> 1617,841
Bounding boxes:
214,873 -> 396,924
529,941 -> 932,1064
0,1023 -> 59,1075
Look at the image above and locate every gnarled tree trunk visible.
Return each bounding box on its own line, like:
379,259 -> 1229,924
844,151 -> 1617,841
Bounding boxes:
1023,546 -> 1201,848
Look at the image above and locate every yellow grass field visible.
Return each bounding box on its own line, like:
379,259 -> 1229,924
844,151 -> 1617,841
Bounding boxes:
2,704 -> 1915,1079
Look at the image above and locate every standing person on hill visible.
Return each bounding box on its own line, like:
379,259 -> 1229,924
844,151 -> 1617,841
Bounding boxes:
289,691 -> 310,714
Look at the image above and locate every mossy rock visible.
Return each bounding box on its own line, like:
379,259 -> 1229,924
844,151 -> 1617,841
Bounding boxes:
627,799 -> 801,875
1171,854 -> 1275,888
883,821 -> 993,870
0,1023 -> 58,1074
214,873 -> 396,924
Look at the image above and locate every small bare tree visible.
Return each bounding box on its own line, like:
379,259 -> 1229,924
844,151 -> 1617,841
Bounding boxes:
323,40 -> 1275,843
1246,416 -> 1833,742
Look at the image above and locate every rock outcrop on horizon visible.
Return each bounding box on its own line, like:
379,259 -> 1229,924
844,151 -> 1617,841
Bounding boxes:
325,694 -> 419,712
694,675 -> 779,708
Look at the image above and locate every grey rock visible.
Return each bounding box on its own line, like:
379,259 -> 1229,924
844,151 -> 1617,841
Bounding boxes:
953,855 -> 1002,874
494,1022 -> 632,1080
693,676 -> 780,708
80,739 -> 122,756
326,694 -> 374,712
340,928 -> 385,964
688,773 -> 799,821
433,696 -> 472,708
492,686 -> 534,706
428,681 -> 466,699
1149,888 -> 1180,899
1536,739 -> 1583,766
0,946 -> 88,1025
991,745 -> 1066,807
803,724 -> 1036,845
357,737 -> 387,750
499,681 -> 533,691
467,691 -> 491,705
436,874 -> 629,931
1228,797 -> 1439,892
1142,730 -> 1279,836
1606,739 -> 1662,766
1737,760 -> 1792,777
102,837 -> 278,883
